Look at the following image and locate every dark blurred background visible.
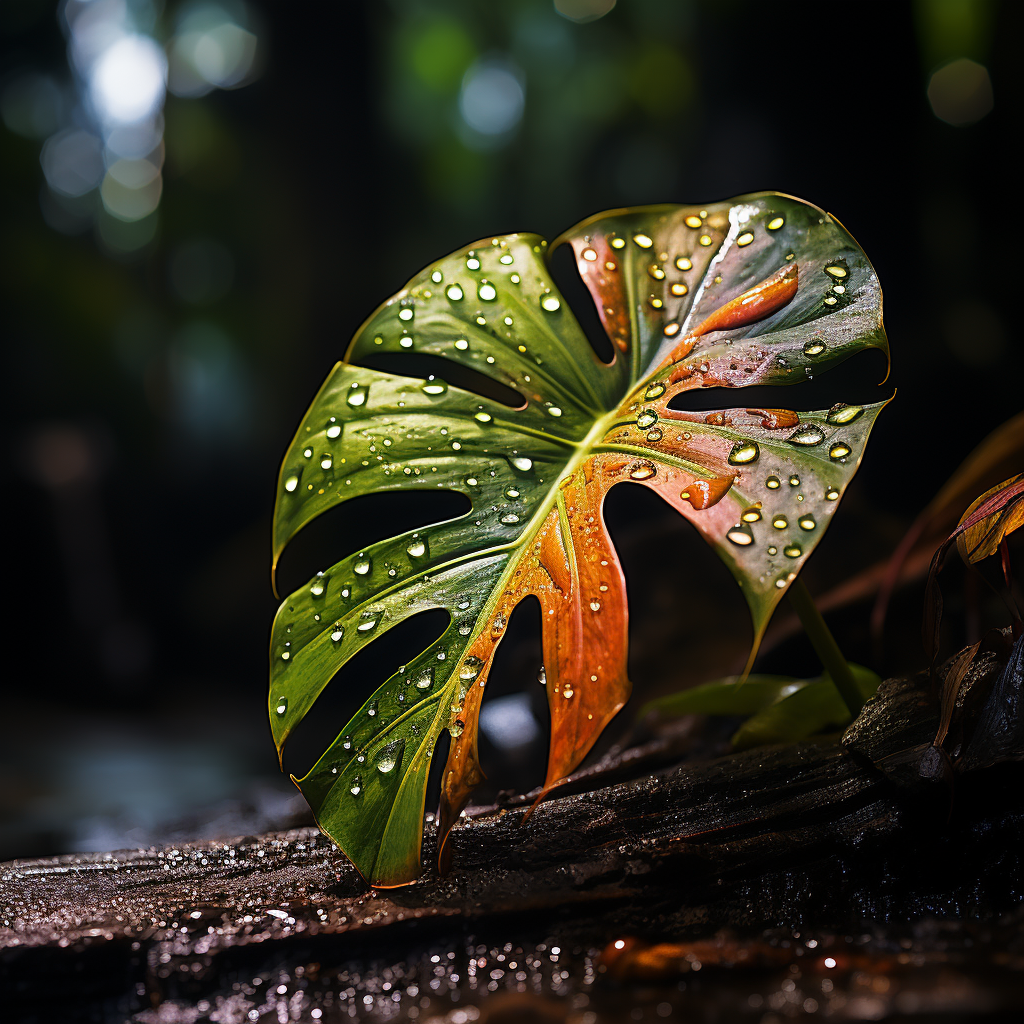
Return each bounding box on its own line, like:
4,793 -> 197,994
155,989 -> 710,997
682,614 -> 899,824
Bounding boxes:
1,0 -> 1019,860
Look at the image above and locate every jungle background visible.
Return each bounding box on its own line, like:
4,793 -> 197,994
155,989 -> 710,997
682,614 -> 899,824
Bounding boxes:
0,0 -> 1019,862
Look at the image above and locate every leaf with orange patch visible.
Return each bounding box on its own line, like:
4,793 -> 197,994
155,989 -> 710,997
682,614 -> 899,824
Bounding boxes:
269,194 -> 889,885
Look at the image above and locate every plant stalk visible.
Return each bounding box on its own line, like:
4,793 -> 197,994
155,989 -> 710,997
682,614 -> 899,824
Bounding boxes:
788,578 -> 863,718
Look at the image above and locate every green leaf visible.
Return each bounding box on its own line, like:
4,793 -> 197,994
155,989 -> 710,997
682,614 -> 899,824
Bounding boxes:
731,665 -> 881,750
642,675 -> 804,717
269,193 -> 890,885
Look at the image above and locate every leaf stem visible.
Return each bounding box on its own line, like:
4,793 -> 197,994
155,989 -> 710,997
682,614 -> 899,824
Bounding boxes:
787,578 -> 863,718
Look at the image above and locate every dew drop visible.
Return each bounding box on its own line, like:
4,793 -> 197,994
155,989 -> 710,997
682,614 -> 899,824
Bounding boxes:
413,668 -> 434,692
491,612 -> 506,636
829,441 -> 852,460
460,656 -> 483,681
728,441 -> 760,465
454,339 -> 469,351
787,424 -> 825,447
422,376 -> 448,396
407,537 -> 427,558
767,545 -> 778,555
767,215 -> 785,231
590,600 -> 601,612
645,382 -> 666,400
504,485 -> 520,499
633,233 -> 654,248
741,505 -> 762,523
670,283 -> 688,296
450,719 -> 465,738
737,231 -> 754,246
646,427 -> 663,442
825,487 -> 840,501
366,701 -> 378,718
766,475 -> 781,489
825,264 -> 848,279
353,555 -> 371,575
377,743 -> 401,774
629,460 -> 657,481
727,524 -> 755,546
799,514 -> 816,531
563,688 -> 574,699
537,665 -> 547,685
464,475 -> 479,487
466,257 -> 480,271
511,456 -> 534,472
478,282 -> 497,302
501,512 -> 521,525
547,406 -> 563,417
310,574 -> 326,597
398,307 -> 414,322
775,578 -> 789,589
803,340 -> 826,357
772,515 -> 788,529
610,236 -> 625,249
699,234 -> 713,246
499,253 -> 514,265
284,473 -> 300,493
349,777 -> 362,796
446,284 -> 464,301
326,419 -> 342,439
636,410 -> 658,430
320,455 -> 333,470
827,403 -> 863,425
784,544 -> 802,558
330,623 -> 344,643
358,610 -> 380,633
675,256 -> 693,270
474,411 -> 493,423
275,697 -> 288,716
346,384 -> 368,408
663,322 -> 681,337
647,264 -> 665,280
684,216 -> 702,229
540,294 -> 561,312
582,247 -> 598,261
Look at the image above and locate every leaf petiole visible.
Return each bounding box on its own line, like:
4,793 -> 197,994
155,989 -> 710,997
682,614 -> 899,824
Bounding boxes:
787,578 -> 863,718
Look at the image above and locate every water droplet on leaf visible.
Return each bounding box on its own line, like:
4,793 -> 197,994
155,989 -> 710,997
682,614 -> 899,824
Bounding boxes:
787,425 -> 825,447
827,404 -> 863,425
728,441 -> 760,465
727,524 -> 754,546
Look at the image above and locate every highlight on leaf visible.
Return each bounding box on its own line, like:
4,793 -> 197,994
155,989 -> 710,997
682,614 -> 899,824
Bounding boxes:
269,192 -> 890,886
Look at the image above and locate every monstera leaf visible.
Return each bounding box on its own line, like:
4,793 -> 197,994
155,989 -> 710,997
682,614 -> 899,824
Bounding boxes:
269,193 -> 889,886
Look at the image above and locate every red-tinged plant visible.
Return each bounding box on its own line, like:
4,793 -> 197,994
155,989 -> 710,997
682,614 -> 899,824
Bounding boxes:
269,193 -> 889,886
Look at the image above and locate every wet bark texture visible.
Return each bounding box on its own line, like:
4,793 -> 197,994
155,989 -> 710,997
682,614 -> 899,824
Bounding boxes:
3,643 -> 1024,1022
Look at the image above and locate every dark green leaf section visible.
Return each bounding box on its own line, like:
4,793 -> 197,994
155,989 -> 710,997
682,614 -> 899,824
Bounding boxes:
345,233 -> 620,414
644,664 -> 881,751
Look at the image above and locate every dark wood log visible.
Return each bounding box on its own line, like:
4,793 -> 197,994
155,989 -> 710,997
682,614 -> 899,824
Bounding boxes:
3,650 -> 1024,1021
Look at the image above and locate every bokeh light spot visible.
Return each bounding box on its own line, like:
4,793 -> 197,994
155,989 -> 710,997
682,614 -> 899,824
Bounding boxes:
927,58 -> 993,126
90,34 -> 167,125
459,59 -> 525,139
554,0 -> 617,24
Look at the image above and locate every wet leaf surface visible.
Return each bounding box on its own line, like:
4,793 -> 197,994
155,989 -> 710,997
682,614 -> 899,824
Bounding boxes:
269,194 -> 889,884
